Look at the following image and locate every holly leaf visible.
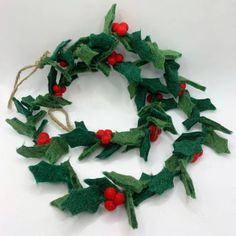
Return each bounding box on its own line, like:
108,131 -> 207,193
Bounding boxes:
84,177 -> 116,191
161,49 -> 182,60
139,129 -> 151,162
125,191 -> 138,229
134,86 -> 147,111
191,98 -> 216,112
103,4 -> 116,34
141,78 -> 168,94
96,143 -> 121,160
179,76 -> 206,91
78,142 -> 101,160
178,90 -> 195,117
17,144 -> 50,158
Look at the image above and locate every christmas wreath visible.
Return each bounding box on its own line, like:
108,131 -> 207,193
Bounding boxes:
6,4 -> 232,229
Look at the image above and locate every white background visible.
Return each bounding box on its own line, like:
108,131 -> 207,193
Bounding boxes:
0,0 -> 236,235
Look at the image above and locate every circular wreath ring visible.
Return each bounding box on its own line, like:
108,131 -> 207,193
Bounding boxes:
7,4 -> 231,229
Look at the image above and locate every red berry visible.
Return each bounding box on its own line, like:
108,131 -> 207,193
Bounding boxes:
114,192 -> 125,206
59,60 -> 68,68
115,54 -> 124,63
54,92 -> 63,97
112,22 -> 119,32
157,93 -> 163,101
61,86 -> 66,93
104,187 -> 117,200
37,132 -> 50,145
116,24 -> 128,36
191,150 -> 203,163
180,83 -> 186,90
178,90 -> 184,97
120,22 -> 129,31
52,84 -> 61,93
96,129 -> 104,138
104,200 -> 116,211
104,129 -> 112,136
101,134 -> 112,145
148,124 -> 159,142
107,55 -> 117,65
147,94 -> 153,103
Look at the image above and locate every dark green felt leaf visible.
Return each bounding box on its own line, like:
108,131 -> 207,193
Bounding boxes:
128,82 -> 138,99
45,137 -> 69,164
191,98 -> 216,112
48,67 -> 57,95
203,130 -> 230,154
13,97 -> 32,117
103,4 -> 116,34
84,177 -> 116,191
111,128 -> 145,146
21,95 -> 40,111
134,87 -> 147,111
17,144 -> 49,158
6,118 -> 36,138
34,94 -> 71,108
182,107 -> 200,130
78,142 -> 101,160
96,143 -> 121,160
33,119 -> 48,140
139,129 -> 151,162
141,78 -> 168,94
51,40 -> 71,60
160,98 -> 177,111
125,191 -> 138,229
114,62 -> 142,83
179,76 -> 206,91
178,90 -> 195,117
27,110 -> 47,126
103,171 -> 146,193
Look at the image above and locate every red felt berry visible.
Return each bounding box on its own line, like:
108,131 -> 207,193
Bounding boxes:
104,129 -> 112,136
191,150 -> 203,163
178,90 -> 185,97
61,86 -> 66,93
157,93 -> 163,101
104,187 -> 117,200
180,83 -> 186,90
54,92 -> 63,97
52,84 -> 61,93
147,94 -> 152,103
104,200 -> 116,211
115,54 -> 124,63
148,124 -> 159,142
107,55 -> 117,65
112,22 -> 119,32
120,22 -> 129,31
96,129 -> 105,138
59,60 -> 68,68
101,134 -> 112,145
116,23 -> 128,36
114,192 -> 125,206
37,132 -> 50,145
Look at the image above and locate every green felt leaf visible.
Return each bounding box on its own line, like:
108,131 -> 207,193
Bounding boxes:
179,76 -> 206,91
27,110 -> 47,126
178,90 -> 195,117
125,191 -> 138,229
96,143 -> 121,159
111,128 -> 145,146
203,130 -> 230,154
47,67 -> 57,95
115,35 -> 134,52
104,4 -> 116,34
103,171 -> 146,193
128,82 -> 138,99
6,118 -> 36,138
84,177 -> 116,191
45,137 -> 69,164
191,98 -> 216,112
52,187 -> 104,215
179,161 -> 196,198
21,95 -> 39,110
200,116 -> 232,134
13,97 -> 32,117
78,142 -> 101,160
164,60 -> 180,97
146,116 -> 171,129
161,49 -> 182,60
114,62 -> 142,83
33,119 -> 48,140
97,62 -> 111,76
17,144 -> 49,158
74,44 -> 98,65
61,127 -> 99,148
159,98 -> 177,111
141,78 -> 168,94
134,87 -> 147,111
182,107 -> 200,130
51,40 -> 71,60
139,129 -> 151,161
34,94 -> 71,108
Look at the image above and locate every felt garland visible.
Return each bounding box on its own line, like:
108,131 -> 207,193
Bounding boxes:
7,4 -> 232,229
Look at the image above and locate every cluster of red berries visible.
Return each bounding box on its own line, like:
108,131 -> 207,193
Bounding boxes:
112,22 -> 129,36
178,83 -> 187,96
58,60 -> 68,68
36,132 -> 51,145
104,187 -> 125,211
96,129 -> 113,145
52,84 -> 67,97
147,93 -> 163,103
191,150 -> 203,163
148,124 -> 162,142
107,51 -> 124,65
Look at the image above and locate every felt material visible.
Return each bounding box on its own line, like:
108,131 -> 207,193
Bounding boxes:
51,187 -> 104,215
51,40 -> 71,60
134,87 -> 147,111
125,191 -> 138,229
141,78 -> 168,94
17,144 -> 50,158
103,4 -> 116,34
114,62 -> 142,83
115,35 -> 134,52
21,95 -> 40,111
78,142 -> 101,160
160,98 -> 177,111
103,171 -> 146,193
96,143 -> 121,159
146,116 -> 172,129
84,177 -> 116,191
27,111 -> 47,126
48,67 -> 57,95
61,127 -> 99,148
164,60 -> 180,97
179,76 -> 206,91
111,128 -> 145,146
182,107 -> 200,130
139,128 -> 151,161
13,97 -> 32,117
74,44 -> 98,66
200,116 -> 232,134
161,49 -> 182,60
97,62 -> 111,76
178,90 -> 195,117
191,98 -> 216,112
34,119 -> 48,140
128,82 -> 138,99
34,94 -> 71,108
6,118 -> 36,138
203,129 -> 230,154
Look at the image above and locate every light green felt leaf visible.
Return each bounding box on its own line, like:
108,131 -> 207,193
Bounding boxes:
96,143 -> 121,160
161,49 -> 182,60
179,76 -> 206,91
178,90 -> 195,117
125,191 -> 138,229
79,142 -> 101,160
103,4 -> 116,34
17,144 -> 50,158
74,44 -> 98,65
